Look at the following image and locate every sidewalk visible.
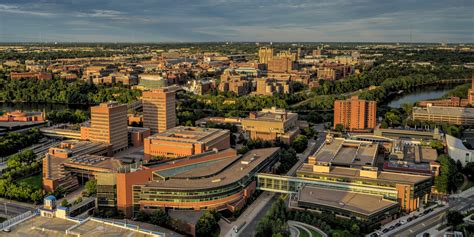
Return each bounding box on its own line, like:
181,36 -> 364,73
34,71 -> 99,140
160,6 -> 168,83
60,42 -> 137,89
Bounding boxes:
220,192 -> 275,237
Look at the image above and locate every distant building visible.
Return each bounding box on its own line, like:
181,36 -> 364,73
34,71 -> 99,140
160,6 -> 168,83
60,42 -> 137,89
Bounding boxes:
218,70 -> 251,96
0,110 -> 44,122
10,71 -> 52,80
255,77 -> 290,95
142,87 -> 177,134
139,73 -> 168,89
241,107 -> 299,144
88,102 -> 128,153
258,47 -> 274,64
267,57 -> 293,72
334,96 -> 377,131
412,106 -> 474,125
143,126 -> 231,159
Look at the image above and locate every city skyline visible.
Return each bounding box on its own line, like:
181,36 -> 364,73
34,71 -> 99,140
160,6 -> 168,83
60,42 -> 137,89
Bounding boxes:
0,0 -> 473,43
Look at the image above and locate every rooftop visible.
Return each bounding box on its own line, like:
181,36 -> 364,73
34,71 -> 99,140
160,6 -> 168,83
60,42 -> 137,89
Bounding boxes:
297,164 -> 431,185
142,147 -> 280,190
243,107 -> 297,122
311,138 -> 378,167
413,106 -> 474,117
7,216 -> 163,237
298,186 -> 398,216
146,126 -> 229,144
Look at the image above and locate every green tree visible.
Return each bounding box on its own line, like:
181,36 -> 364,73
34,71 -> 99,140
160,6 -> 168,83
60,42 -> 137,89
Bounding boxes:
292,135 -> 308,153
446,211 -> 464,227
150,209 -> 171,226
84,180 -> 97,196
385,111 -> 401,127
196,210 -> 220,237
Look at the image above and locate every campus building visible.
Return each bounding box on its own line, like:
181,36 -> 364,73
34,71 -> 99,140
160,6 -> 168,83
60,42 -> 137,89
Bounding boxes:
334,96 -> 377,131
256,138 -> 433,225
143,126 -> 231,159
258,47 -> 274,64
412,106 -> 474,125
93,148 -> 280,218
241,107 -> 299,144
42,140 -> 113,193
86,102 -> 128,153
142,87 -> 177,134
255,77 -> 290,96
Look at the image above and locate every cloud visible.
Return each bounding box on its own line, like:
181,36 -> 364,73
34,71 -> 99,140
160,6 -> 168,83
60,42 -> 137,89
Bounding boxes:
0,3 -> 55,17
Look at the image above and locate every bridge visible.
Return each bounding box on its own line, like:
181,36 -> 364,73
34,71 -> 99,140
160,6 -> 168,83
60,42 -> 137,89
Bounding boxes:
255,173 -> 398,200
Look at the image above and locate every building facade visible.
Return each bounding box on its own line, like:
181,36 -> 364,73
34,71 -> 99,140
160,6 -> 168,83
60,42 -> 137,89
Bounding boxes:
241,107 -> 299,144
142,87 -> 177,134
334,96 -> 377,131
89,102 -> 128,153
143,126 -> 231,159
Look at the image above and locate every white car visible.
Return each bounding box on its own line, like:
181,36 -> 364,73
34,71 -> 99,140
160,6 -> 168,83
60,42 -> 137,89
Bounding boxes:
400,220 -> 407,225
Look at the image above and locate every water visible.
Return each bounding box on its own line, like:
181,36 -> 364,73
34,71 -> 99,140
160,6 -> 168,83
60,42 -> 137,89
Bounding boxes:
0,102 -> 90,113
387,86 -> 454,108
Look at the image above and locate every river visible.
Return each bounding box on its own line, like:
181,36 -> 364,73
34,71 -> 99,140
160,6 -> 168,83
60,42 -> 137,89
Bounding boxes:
0,102 -> 90,113
387,85 -> 458,108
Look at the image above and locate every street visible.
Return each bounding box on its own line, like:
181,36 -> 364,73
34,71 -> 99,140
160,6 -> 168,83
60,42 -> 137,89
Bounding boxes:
384,188 -> 474,237
0,199 -> 35,219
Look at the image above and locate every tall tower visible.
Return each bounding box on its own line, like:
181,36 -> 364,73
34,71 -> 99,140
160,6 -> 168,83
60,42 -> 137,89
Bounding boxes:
334,96 -> 376,131
143,87 -> 176,134
89,102 -> 128,152
258,47 -> 274,64
468,75 -> 474,105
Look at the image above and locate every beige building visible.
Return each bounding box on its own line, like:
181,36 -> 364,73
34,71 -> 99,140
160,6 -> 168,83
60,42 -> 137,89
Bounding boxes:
144,126 -> 231,159
88,102 -> 128,153
241,107 -> 299,144
258,47 -> 274,64
412,106 -> 474,125
255,78 -> 290,95
143,87 -> 177,134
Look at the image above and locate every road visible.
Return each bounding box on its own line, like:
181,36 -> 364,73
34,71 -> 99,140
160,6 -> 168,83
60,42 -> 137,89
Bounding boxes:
385,189 -> 474,237
0,199 -> 35,218
223,126 -> 326,237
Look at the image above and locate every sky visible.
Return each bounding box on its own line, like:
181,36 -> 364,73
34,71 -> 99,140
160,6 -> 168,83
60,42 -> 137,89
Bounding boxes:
0,0 -> 472,43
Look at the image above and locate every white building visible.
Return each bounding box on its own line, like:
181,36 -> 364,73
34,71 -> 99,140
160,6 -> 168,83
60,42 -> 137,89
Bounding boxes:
446,134 -> 474,166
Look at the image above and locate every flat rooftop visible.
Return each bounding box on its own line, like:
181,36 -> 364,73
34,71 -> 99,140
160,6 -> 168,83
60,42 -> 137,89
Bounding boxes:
243,108 -> 297,122
297,164 -> 431,185
311,138 -> 378,167
7,216 -> 162,237
413,106 -> 474,117
143,147 -> 280,190
298,186 -> 398,216
146,126 -> 229,144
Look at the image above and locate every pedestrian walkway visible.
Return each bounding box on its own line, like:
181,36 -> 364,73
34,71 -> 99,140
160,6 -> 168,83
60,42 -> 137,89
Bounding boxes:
288,220 -> 328,237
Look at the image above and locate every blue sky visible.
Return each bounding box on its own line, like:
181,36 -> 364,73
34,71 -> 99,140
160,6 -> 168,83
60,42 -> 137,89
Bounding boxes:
0,0 -> 472,43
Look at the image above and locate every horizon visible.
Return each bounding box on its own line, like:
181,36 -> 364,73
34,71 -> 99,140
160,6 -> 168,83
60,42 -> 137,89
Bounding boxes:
0,0 -> 472,43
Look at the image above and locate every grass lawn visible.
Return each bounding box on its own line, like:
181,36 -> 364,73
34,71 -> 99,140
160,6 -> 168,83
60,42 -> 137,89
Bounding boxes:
462,180 -> 474,191
308,228 -> 323,237
17,174 -> 42,189
296,226 -> 310,237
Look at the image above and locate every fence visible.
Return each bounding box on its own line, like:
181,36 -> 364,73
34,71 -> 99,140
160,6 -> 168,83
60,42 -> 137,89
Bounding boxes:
0,210 -> 38,230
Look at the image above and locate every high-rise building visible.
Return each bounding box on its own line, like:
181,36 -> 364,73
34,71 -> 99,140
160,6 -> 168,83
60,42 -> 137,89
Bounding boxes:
468,76 -> 474,104
142,87 -> 176,134
258,47 -> 274,64
334,96 -> 376,131
89,102 -> 128,152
